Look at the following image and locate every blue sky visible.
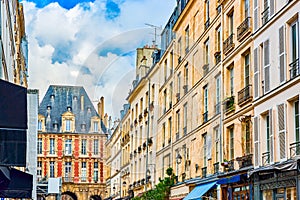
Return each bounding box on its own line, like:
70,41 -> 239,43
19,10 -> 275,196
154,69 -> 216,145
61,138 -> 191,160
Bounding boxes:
22,0 -> 176,118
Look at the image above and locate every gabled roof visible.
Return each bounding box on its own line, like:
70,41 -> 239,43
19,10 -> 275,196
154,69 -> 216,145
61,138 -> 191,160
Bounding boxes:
38,85 -> 106,133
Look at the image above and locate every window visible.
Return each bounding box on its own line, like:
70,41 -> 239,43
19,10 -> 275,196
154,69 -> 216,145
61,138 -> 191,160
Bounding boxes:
164,59 -> 168,81
66,120 -> 71,131
216,26 -> 221,52
176,110 -> 180,137
205,0 -> 210,25
229,127 -> 234,160
163,90 -> 167,113
203,133 -> 207,167
169,82 -> 173,108
216,75 -> 221,114
81,139 -> 87,155
168,117 -> 172,144
215,127 -> 220,163
244,0 -> 250,18
50,161 -> 55,178
49,138 -> 55,155
229,12 -> 234,35
81,162 -> 87,181
230,67 -> 234,96
162,123 -> 166,147
37,161 -> 42,177
290,21 -> 299,64
203,85 -> 208,122
183,103 -> 187,135
177,73 -> 181,99
178,37 -> 182,58
94,121 -> 98,132
37,138 -> 42,154
65,162 -> 72,180
65,139 -> 72,155
245,120 -> 251,154
204,39 -> 209,65
184,64 -> 188,94
295,101 -> 299,142
185,26 -> 189,53
245,53 -> 250,86
94,162 -> 99,182
38,120 -> 42,131
94,139 -> 99,155
266,114 -> 271,153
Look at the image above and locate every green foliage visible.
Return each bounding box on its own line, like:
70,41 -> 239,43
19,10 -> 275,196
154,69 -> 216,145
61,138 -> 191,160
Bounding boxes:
132,168 -> 176,200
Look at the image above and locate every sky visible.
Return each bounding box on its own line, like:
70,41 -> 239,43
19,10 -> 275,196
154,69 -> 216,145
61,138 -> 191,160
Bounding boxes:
22,0 -> 176,119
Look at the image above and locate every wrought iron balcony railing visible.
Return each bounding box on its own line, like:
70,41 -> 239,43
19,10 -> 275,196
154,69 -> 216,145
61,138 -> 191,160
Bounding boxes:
238,85 -> 252,105
205,18 -> 210,30
236,154 -> 253,169
237,17 -> 251,41
290,59 -> 299,80
223,33 -> 234,54
290,141 -> 300,158
262,151 -> 270,166
261,7 -> 269,25
213,162 -> 219,174
215,51 -> 221,65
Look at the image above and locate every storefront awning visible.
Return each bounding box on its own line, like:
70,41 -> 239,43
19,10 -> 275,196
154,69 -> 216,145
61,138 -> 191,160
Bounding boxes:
0,166 -> 33,198
183,181 -> 217,200
217,174 -> 241,184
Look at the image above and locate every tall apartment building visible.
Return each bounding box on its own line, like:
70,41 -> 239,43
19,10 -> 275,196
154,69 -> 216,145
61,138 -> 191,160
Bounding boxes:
37,85 -> 107,200
250,0 -> 300,199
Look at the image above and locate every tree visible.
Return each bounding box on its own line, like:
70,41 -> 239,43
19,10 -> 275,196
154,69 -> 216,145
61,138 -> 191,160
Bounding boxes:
132,167 -> 176,200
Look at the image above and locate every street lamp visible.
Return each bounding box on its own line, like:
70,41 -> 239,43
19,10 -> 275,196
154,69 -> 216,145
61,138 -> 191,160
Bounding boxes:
176,153 -> 182,182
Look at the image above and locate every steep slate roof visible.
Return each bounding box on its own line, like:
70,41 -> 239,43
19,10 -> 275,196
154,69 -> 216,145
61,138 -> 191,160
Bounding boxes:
39,85 -> 106,133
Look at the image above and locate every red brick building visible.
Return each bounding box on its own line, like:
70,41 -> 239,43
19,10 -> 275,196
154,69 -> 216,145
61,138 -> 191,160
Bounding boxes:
37,85 -> 107,200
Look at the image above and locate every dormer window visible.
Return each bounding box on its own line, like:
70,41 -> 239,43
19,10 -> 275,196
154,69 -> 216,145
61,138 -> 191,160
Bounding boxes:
81,123 -> 86,131
94,122 -> 99,132
53,122 -> 58,131
50,94 -> 55,100
38,120 -> 42,131
66,120 -> 71,131
87,107 -> 91,112
47,105 -> 52,110
73,96 -> 78,101
67,106 -> 72,112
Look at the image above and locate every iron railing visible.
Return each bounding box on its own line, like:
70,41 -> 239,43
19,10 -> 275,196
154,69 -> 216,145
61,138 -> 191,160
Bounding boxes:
290,141 -> 300,158
290,59 -> 299,79
224,96 -> 235,113
223,33 -> 234,54
238,85 -> 252,105
261,7 -> 269,25
237,17 -> 251,41
262,152 -> 270,166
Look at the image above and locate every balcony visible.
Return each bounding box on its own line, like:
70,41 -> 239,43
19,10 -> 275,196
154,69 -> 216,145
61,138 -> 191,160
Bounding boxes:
261,7 -> 269,25
214,51 -> 221,65
205,18 -> 210,30
290,59 -> 299,79
236,154 -> 253,169
290,141 -> 300,158
203,111 -> 208,123
223,34 -> 234,54
237,17 -> 251,41
238,85 -> 252,106
202,167 -> 207,178
224,96 -> 235,113
213,162 -> 219,174
262,152 -> 270,166
222,160 -> 234,172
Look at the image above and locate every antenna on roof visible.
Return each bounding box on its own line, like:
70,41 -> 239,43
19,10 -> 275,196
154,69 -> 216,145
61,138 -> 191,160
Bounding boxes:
145,23 -> 161,48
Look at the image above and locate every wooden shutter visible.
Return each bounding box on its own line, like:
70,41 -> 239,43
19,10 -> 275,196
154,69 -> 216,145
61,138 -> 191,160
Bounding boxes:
269,109 -> 274,163
254,48 -> 260,98
277,103 -> 286,159
253,0 -> 259,31
269,0 -> 275,16
279,25 -> 286,83
254,116 -> 260,167
264,40 -> 270,93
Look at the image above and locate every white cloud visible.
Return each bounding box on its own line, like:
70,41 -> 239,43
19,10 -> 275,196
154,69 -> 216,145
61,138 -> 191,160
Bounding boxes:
23,0 -> 176,118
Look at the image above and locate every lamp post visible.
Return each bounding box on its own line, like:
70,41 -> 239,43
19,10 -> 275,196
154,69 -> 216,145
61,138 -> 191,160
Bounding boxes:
176,152 -> 182,182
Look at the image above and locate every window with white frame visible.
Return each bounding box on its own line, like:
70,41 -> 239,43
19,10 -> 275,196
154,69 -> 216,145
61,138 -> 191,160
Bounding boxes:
81,162 -> 87,181
81,139 -> 87,155
203,133 -> 207,167
94,139 -> 99,155
38,120 -> 42,131
93,162 -> 98,182
216,75 -> 221,114
37,161 -> 42,178
229,126 -> 234,160
50,161 -> 55,178
37,138 -> 42,154
183,103 -> 188,135
65,162 -> 72,180
215,127 -> 220,163
49,138 -> 55,155
66,119 -> 71,131
94,121 -> 99,132
290,21 -> 299,79
65,139 -> 72,155
295,101 -> 299,142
